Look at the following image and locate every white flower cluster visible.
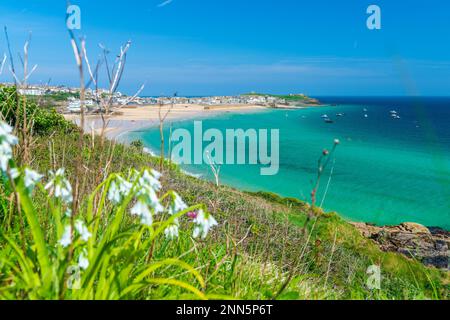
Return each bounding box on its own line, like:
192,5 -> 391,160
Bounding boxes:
132,169 -> 164,222
106,168 -> 218,240
59,220 -> 92,248
0,121 -> 18,172
164,219 -> 180,240
107,169 -> 165,226
168,192 -> 188,215
59,220 -> 92,270
45,168 -> 73,204
0,122 -> 90,270
10,167 -> 43,192
192,209 -> 218,239
78,249 -> 89,270
0,121 -> 43,193
108,176 -> 133,204
164,192 -> 188,240
108,169 -> 165,227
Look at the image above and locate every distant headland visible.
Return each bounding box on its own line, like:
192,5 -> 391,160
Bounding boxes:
242,92 -> 322,108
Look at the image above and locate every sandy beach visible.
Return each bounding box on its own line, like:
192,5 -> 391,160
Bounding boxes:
64,103 -> 267,140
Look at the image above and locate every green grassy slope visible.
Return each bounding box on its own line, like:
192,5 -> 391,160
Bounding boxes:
21,131 -> 449,299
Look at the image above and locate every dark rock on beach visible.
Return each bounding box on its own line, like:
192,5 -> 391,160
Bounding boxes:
352,222 -> 449,270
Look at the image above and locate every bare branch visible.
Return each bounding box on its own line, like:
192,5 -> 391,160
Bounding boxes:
85,58 -> 102,89
0,53 -> 7,75
17,53 -> 24,70
4,26 -> 16,85
23,64 -> 38,82
81,40 -> 97,87
8,66 -> 21,84
110,41 -> 131,94
206,152 -> 221,187
99,43 -> 112,84
115,82 -> 146,109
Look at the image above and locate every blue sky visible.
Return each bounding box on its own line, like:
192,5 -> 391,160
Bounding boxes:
0,0 -> 449,96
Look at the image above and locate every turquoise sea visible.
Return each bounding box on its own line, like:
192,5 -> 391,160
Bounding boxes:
124,97 -> 450,229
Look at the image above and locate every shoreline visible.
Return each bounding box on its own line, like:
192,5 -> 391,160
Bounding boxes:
64,103 -> 268,140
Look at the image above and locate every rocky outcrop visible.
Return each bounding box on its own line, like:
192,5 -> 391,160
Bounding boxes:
352,222 -> 449,270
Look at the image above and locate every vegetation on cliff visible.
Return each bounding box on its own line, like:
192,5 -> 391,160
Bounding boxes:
242,93 -> 320,104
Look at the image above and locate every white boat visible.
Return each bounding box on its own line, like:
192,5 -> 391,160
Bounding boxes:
321,114 -> 329,118
364,114 -> 368,118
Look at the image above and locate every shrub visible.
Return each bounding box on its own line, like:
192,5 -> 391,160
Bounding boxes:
0,86 -> 76,135
130,139 -> 144,150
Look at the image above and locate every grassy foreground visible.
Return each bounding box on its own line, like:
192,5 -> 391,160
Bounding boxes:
0,88 -> 448,300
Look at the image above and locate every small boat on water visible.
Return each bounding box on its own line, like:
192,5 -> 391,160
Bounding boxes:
364,114 -> 369,118
321,114 -> 329,118
324,118 -> 334,123
336,113 -> 344,117
363,108 -> 368,112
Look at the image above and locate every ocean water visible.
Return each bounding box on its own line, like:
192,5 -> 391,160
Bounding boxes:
124,97 -> 450,229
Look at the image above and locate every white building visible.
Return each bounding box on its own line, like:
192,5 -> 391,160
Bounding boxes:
18,88 -> 45,96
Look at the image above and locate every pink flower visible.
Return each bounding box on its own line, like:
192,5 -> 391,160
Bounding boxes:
187,211 -> 198,219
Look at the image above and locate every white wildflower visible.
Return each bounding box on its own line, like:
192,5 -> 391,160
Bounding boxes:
128,168 -> 165,225
168,192 -> 188,215
59,225 -> 72,248
0,122 -> 18,143
151,169 -> 162,180
108,176 -> 133,204
140,169 -> 162,191
118,176 -> 133,195
140,210 -> 153,226
75,220 -> 92,242
45,168 -> 73,204
164,219 -> 179,240
107,181 -> 121,204
59,221 -> 91,248
78,249 -> 89,270
24,168 -> 43,191
130,199 -> 153,226
0,140 -> 13,172
192,209 -> 218,239
144,186 -> 164,214
9,167 -> 43,192
9,168 -> 20,179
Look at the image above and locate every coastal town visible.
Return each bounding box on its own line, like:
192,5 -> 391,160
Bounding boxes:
1,83 -> 321,113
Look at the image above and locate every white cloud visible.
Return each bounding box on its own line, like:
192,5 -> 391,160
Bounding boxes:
157,0 -> 173,8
